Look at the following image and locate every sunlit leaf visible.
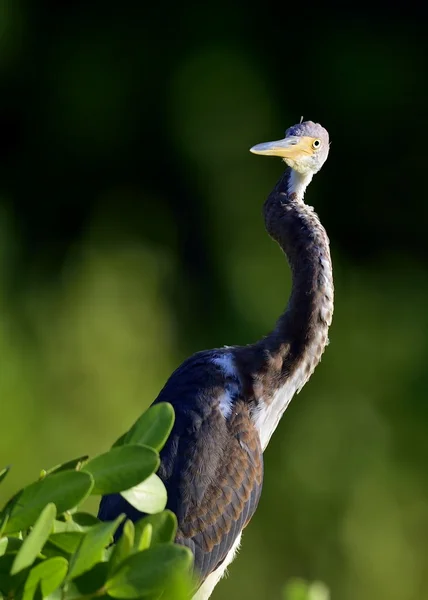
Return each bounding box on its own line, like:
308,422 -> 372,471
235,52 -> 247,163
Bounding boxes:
121,474 -> 166,514
67,515 -> 124,580
137,523 -> 152,551
11,503 -> 56,574
123,403 -> 175,452
83,445 -> 159,496
108,520 -> 134,575
4,471 -> 94,534
0,538 -> 7,556
283,578 -> 310,600
134,511 -> 177,547
0,467 -> 10,486
21,557 -> 68,600
105,544 -> 193,598
53,519 -> 83,533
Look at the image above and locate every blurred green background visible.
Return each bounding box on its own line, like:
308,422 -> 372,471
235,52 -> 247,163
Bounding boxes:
1,3 -> 427,599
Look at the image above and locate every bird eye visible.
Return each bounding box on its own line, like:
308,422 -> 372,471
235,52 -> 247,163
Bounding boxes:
312,139 -> 321,149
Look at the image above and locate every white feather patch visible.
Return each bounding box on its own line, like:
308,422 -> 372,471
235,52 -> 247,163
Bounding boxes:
212,353 -> 237,378
218,390 -> 234,419
192,533 -> 242,600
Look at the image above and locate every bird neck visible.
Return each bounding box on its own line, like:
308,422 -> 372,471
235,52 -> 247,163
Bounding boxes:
237,167 -> 334,450
285,167 -> 313,201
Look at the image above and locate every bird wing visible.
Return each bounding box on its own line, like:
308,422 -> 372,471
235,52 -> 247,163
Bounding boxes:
167,397 -> 263,582
98,350 -> 263,585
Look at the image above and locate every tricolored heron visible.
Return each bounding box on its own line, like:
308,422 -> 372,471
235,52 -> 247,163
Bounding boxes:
99,120 -> 333,599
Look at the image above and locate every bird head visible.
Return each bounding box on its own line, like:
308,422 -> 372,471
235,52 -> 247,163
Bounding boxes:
250,120 -> 329,175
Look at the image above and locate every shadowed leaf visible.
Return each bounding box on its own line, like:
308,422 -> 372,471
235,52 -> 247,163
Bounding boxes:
45,456 -> 89,475
49,532 -> 84,554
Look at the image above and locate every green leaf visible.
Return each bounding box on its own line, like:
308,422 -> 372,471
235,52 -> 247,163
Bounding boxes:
283,579 -> 310,600
105,543 -> 193,598
45,456 -> 89,475
0,467 -> 10,486
53,519 -> 83,533
66,562 -> 109,598
0,554 -> 27,596
123,403 -> 175,452
67,515 -> 124,580
112,432 -> 127,449
0,538 -> 7,556
108,520 -> 134,575
22,556 -> 68,600
121,473 -> 167,514
83,445 -> 159,496
2,536 -> 22,554
137,524 -> 152,551
11,503 -> 56,574
4,471 -> 94,534
49,532 -> 84,554
134,511 -> 177,547
71,512 -> 100,529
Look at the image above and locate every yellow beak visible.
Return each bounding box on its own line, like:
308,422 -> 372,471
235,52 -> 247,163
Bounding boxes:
250,135 -> 315,159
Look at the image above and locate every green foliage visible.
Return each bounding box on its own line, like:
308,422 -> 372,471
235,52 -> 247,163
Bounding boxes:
0,403 -> 193,599
284,578 -> 330,600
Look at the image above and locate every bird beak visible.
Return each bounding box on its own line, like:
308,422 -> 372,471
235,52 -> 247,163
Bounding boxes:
250,136 -> 315,159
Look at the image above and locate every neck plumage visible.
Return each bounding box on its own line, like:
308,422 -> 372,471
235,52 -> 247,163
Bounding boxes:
236,166 -> 334,450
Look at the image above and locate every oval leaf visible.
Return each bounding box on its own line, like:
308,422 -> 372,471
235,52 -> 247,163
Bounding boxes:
0,537 -> 7,556
123,403 -> 175,451
49,532 -> 84,554
137,523 -> 152,551
22,556 -> 68,600
71,512 -> 101,529
108,520 -> 135,576
105,544 -> 193,598
134,511 -> 177,547
67,515 -> 124,580
4,471 -> 94,534
121,474 -> 166,515
69,562 -> 109,597
45,456 -> 89,475
0,467 -> 10,486
11,503 -> 56,574
83,445 -> 159,496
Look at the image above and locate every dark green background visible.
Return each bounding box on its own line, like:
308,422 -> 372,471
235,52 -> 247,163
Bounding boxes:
1,3 -> 427,599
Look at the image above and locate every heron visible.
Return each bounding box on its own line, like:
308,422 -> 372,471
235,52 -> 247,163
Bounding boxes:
98,120 -> 333,599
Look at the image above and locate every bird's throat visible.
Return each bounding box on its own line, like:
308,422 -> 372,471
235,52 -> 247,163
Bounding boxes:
285,167 -> 313,201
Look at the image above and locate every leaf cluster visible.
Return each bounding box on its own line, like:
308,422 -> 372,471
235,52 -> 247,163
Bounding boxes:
0,403 -> 193,600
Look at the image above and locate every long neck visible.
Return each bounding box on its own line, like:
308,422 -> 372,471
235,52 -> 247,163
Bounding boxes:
263,166 -> 333,361
236,166 -> 334,449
